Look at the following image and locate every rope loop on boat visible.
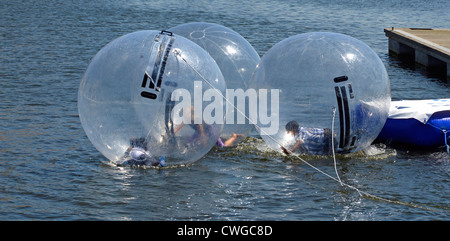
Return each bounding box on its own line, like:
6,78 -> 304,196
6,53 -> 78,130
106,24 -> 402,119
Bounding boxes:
426,122 -> 449,154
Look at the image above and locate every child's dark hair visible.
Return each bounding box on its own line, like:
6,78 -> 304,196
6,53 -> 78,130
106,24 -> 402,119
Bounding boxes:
130,137 -> 148,150
285,121 -> 299,132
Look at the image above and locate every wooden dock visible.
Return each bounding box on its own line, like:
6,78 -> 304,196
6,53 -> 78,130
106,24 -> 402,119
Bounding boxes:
384,27 -> 450,82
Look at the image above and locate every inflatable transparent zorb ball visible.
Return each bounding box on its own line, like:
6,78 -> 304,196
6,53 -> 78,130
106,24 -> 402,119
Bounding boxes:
78,30 -> 226,166
170,22 -> 260,146
250,32 -> 390,154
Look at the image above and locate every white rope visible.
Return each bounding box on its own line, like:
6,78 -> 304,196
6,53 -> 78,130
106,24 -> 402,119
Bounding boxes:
331,107 -> 343,186
172,49 -> 449,211
445,130 -> 450,154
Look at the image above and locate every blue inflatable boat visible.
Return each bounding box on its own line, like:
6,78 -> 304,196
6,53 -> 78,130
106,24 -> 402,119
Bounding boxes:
376,98 -> 450,152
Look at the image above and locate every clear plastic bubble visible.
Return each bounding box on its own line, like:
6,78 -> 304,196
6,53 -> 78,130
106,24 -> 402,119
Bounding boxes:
78,30 -> 226,166
250,32 -> 390,155
169,22 -> 260,146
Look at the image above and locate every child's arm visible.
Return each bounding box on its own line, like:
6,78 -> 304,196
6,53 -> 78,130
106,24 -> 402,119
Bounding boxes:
174,123 -> 184,134
281,139 -> 304,155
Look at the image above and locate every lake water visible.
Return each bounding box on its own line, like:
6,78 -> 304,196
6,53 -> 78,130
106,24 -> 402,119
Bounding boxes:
1,0 -> 449,221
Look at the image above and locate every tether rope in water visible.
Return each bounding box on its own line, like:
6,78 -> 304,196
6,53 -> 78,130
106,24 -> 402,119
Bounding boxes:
426,122 -> 450,154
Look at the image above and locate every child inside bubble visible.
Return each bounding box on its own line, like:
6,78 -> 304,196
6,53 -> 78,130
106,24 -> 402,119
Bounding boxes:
117,137 -> 166,167
171,105 -> 243,147
281,121 -> 332,156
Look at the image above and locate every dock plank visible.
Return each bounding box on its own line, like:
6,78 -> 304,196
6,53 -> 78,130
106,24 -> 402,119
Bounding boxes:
400,28 -> 450,49
384,27 -> 450,82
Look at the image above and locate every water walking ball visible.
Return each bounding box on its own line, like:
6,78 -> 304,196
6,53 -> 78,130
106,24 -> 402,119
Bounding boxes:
78,30 -> 226,166
250,32 -> 391,155
169,22 -> 260,146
